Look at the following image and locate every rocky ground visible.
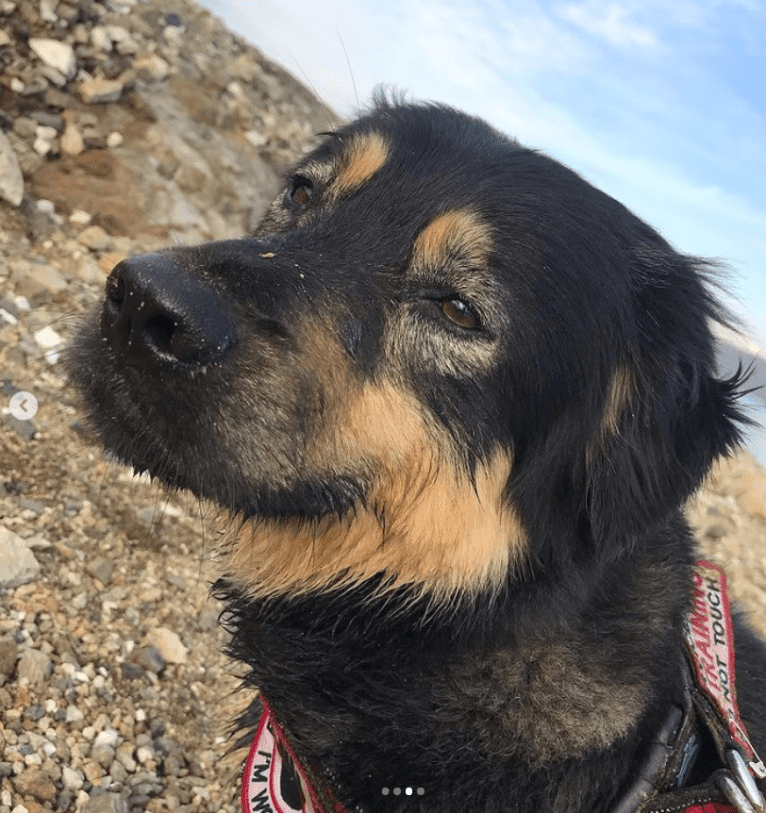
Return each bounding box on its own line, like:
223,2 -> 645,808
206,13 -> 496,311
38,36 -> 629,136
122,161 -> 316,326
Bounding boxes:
0,1 -> 338,811
0,1 -> 765,812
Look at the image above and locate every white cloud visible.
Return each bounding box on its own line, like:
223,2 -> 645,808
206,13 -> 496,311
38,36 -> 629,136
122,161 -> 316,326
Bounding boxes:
556,1 -> 661,49
732,0 -> 765,14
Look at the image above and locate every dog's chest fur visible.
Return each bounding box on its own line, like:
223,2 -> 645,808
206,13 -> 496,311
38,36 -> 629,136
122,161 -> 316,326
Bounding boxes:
222,538 -> 690,812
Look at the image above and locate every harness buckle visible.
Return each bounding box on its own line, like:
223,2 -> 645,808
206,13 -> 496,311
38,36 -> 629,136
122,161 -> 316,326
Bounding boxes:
717,750 -> 766,813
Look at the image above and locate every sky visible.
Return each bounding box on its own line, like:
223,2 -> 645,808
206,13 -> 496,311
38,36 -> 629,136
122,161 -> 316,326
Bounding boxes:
199,0 -> 766,349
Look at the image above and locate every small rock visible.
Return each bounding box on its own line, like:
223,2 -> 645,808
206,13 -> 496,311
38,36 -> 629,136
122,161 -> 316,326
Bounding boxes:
0,528 -> 41,588
30,111 -> 64,132
33,136 -> 54,157
39,0 -> 58,23
109,760 -> 128,782
61,766 -> 84,792
13,117 -> 37,140
78,225 -> 113,252
70,209 -> 93,226
36,199 -> 55,215
28,39 -> 76,79
23,535 -> 51,550
60,123 -> 84,156
93,729 -> 119,749
14,262 -> 67,297
17,650 -> 53,685
90,744 -> 115,768
105,25 -> 130,44
23,703 -> 45,721
12,765 -> 57,803
115,742 -> 137,773
117,38 -> 141,57
135,745 -> 154,764
81,760 -> 104,784
90,26 -> 112,52
83,791 -> 128,813
34,325 -> 63,350
133,52 -> 169,82
56,791 -> 75,812
0,639 -> 18,685
86,556 -> 116,585
36,123 -> 57,140
0,129 -> 24,207
130,646 -> 165,674
78,78 -> 124,104
145,628 -> 188,665
65,705 -> 84,724
120,662 -> 146,681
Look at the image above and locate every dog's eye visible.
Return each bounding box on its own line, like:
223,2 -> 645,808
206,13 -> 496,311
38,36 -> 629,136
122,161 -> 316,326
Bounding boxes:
439,298 -> 479,330
289,178 -> 314,206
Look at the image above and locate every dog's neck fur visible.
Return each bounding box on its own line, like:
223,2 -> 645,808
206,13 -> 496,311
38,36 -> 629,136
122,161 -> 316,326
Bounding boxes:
221,517 -> 693,812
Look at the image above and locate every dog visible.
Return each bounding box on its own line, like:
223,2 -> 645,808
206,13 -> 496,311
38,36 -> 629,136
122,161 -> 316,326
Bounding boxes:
68,96 -> 766,813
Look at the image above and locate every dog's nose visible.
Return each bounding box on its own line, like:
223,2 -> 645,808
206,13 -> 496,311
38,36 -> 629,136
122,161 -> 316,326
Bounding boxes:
100,253 -> 235,367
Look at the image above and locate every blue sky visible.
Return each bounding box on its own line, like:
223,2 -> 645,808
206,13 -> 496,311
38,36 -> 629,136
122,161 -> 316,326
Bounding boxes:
200,0 -> 766,346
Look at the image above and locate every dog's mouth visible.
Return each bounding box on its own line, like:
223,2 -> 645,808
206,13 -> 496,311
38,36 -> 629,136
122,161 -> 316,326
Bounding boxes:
69,330 -> 372,527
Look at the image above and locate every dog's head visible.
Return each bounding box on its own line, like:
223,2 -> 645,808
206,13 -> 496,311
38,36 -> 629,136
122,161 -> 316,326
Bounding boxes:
69,98 -> 747,607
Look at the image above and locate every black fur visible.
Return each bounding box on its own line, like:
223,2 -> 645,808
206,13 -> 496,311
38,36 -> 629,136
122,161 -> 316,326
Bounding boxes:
68,97 -> 765,812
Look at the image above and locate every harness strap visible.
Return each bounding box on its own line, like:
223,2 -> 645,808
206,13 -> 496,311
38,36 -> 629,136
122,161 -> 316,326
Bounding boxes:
614,562 -> 765,813
242,697 -> 349,813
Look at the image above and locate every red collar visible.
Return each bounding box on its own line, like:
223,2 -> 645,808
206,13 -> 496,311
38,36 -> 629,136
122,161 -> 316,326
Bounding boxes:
242,562 -> 765,813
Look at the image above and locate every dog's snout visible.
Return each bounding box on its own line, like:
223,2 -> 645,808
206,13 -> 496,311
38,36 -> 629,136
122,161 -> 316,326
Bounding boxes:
100,253 -> 235,367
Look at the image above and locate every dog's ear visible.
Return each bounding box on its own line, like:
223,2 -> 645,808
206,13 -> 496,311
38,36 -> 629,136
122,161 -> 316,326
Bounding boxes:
584,257 -> 751,557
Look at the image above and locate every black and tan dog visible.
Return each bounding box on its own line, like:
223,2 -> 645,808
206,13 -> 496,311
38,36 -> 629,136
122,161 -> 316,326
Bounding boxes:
69,97 -> 766,812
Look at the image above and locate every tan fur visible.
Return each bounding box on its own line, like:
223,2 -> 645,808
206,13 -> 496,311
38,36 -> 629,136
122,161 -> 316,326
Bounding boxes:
587,366 -> 634,463
412,209 -> 494,272
439,641 -> 646,766
333,132 -> 390,198
437,551 -> 682,765
602,366 -> 633,436
223,383 -> 525,602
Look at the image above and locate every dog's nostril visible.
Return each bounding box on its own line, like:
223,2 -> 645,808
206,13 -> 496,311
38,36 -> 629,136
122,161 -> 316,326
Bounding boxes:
105,274 -> 125,309
144,313 -> 177,357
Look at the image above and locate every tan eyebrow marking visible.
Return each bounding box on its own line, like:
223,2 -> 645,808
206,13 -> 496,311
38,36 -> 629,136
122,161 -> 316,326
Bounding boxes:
333,131 -> 390,197
412,209 -> 494,271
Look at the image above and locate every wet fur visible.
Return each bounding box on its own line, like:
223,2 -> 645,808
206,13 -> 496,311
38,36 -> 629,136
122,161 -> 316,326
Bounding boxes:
68,97 -> 766,812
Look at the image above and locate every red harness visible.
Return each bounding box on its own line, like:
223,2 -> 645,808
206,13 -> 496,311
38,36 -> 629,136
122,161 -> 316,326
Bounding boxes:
241,696 -> 348,813
242,561 -> 765,813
